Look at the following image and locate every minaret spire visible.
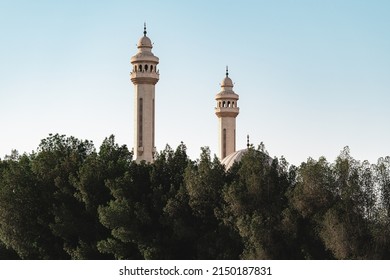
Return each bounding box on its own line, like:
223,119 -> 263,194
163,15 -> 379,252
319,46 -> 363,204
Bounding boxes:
247,135 -> 250,148
143,22 -> 147,36
226,65 -> 229,77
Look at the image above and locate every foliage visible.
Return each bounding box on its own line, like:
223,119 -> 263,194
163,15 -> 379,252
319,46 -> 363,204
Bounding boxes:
1,136 -> 390,259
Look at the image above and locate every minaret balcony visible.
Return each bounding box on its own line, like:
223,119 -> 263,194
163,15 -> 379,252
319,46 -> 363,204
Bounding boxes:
130,71 -> 159,85
215,107 -> 239,117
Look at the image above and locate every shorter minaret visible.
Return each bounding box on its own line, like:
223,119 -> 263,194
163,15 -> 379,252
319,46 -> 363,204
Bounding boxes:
215,67 -> 239,160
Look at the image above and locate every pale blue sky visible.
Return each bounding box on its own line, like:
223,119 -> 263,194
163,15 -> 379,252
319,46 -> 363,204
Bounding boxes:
1,0 -> 389,165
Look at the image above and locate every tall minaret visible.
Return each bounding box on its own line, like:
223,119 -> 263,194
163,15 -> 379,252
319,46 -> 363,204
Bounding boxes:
215,67 -> 239,160
130,24 -> 159,163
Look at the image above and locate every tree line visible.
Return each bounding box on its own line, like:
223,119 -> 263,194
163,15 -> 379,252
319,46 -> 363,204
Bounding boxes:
1,134 -> 390,259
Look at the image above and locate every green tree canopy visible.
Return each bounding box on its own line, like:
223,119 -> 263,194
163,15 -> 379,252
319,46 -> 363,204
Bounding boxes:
1,136 -> 390,259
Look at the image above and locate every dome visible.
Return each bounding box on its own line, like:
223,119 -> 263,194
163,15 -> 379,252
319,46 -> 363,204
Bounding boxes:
137,24 -> 153,49
137,35 -> 152,48
221,76 -> 233,87
131,28 -> 159,64
221,148 -> 273,170
221,149 -> 247,169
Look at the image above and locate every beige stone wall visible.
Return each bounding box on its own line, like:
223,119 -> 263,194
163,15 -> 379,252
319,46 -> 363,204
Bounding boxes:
134,83 -> 155,163
219,116 -> 236,159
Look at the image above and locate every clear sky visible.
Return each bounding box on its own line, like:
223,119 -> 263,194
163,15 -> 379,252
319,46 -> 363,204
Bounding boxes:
1,0 -> 389,166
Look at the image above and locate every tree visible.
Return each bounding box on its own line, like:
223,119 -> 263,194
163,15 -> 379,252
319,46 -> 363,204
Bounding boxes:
0,240 -> 19,260
221,146 -> 292,259
320,147 -> 372,259
68,135 -> 132,259
183,147 -> 242,259
151,143 -> 195,259
0,152 -> 63,259
97,160 -> 156,259
286,156 -> 335,259
374,156 -> 390,257
31,134 -> 98,259
3,134 -> 390,260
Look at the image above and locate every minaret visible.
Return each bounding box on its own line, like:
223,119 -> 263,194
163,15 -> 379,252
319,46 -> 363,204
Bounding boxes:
215,67 -> 239,160
130,24 -> 159,163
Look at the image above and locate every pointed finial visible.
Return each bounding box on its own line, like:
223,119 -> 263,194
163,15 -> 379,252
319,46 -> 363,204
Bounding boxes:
226,65 -> 229,77
143,22 -> 147,36
247,135 -> 250,148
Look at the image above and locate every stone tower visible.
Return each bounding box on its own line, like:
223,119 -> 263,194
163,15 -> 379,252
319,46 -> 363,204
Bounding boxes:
130,24 -> 159,163
215,67 -> 239,160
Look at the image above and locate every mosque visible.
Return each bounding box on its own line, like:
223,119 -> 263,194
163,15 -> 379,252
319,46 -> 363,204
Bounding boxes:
130,25 -> 248,168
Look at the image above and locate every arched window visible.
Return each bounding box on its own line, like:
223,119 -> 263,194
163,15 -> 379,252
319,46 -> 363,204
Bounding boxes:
222,101 -> 226,107
139,65 -> 143,72
151,65 -> 153,72
232,101 -> 235,107
134,65 -> 137,72
145,65 -> 148,71
227,101 -> 231,107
